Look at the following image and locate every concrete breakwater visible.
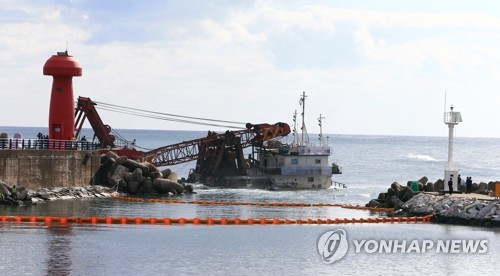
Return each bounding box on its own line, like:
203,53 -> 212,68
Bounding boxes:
366,176 -> 498,210
397,193 -> 500,226
366,176 -> 500,226
91,151 -> 195,196
1,179 -> 116,206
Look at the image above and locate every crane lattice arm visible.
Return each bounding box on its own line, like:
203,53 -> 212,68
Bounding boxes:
144,123 -> 290,167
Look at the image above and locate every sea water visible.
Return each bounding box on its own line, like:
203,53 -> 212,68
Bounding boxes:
0,127 -> 499,275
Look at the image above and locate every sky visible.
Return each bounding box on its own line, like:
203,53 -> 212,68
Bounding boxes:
2,0 -> 500,137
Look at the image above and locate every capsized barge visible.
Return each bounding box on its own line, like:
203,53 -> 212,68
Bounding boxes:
189,92 -> 342,189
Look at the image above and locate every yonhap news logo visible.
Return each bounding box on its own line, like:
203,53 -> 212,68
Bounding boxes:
317,229 -> 488,264
317,229 -> 349,264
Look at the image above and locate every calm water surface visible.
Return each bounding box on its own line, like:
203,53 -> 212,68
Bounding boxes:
1,127 -> 500,275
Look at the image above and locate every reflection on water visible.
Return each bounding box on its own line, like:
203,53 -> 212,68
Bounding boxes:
46,225 -> 73,276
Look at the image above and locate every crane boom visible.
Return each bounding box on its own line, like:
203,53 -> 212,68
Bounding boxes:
74,97 -> 291,168
144,122 -> 291,167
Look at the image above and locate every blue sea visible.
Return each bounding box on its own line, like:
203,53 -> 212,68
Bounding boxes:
1,126 -> 499,275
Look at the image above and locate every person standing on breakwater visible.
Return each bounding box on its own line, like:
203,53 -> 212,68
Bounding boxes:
11,185 -> 17,200
466,177 -> 472,194
448,177 -> 453,195
458,175 -> 462,186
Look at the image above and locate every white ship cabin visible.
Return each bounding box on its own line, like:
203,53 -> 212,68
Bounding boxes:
259,144 -> 331,174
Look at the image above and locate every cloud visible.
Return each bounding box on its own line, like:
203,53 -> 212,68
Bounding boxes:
2,1 -> 500,137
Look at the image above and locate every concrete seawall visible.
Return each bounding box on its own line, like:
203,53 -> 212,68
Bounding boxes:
0,150 -> 100,190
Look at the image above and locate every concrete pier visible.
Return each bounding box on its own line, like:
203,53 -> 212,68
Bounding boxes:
0,149 -> 100,190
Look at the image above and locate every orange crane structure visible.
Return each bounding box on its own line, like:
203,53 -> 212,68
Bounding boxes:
73,96 -> 291,180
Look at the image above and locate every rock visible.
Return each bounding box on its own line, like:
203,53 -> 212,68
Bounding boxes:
366,199 -> 384,208
391,182 -> 403,192
458,184 -> 467,193
144,162 -> 158,173
92,157 -> 116,185
425,182 -> 434,192
479,202 -> 496,217
106,151 -> 120,160
378,192 -> 386,201
396,186 -> 414,202
138,179 -> 155,194
161,168 -> 172,179
434,179 -> 444,191
147,171 -> 163,179
166,171 -> 178,182
471,183 -> 479,192
418,176 -> 428,185
0,180 -> 11,197
116,156 -> 128,165
16,186 -> 28,201
474,182 -> 488,194
122,159 -> 149,174
108,165 -> 127,188
126,168 -> 143,194
184,184 -> 195,194
153,178 -> 184,195
390,195 -> 404,210
418,182 -> 424,191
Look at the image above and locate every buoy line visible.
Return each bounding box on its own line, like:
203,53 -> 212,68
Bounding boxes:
0,215 -> 433,226
111,194 -> 394,212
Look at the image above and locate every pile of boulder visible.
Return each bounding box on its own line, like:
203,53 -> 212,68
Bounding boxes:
92,151 -> 194,196
0,180 -> 29,206
366,176 -> 499,210
398,193 -> 500,226
415,178 -> 498,195
366,176 -> 430,210
1,179 -> 116,206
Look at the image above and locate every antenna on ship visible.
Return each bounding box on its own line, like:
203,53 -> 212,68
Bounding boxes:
292,110 -> 298,146
299,91 -> 309,146
318,114 -> 325,146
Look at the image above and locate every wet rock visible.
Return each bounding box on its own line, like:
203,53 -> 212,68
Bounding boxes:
138,179 -> 155,194
153,178 -> 184,195
366,199 -> 384,208
390,195 -> 404,210
183,184 -> 196,194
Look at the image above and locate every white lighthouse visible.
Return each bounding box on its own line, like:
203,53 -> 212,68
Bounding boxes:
444,105 -> 462,193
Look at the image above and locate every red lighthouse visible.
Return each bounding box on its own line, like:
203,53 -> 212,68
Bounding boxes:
43,51 -> 82,141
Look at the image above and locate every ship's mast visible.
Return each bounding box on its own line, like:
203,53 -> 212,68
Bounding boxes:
299,91 -> 309,146
318,114 -> 325,146
292,110 -> 298,146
